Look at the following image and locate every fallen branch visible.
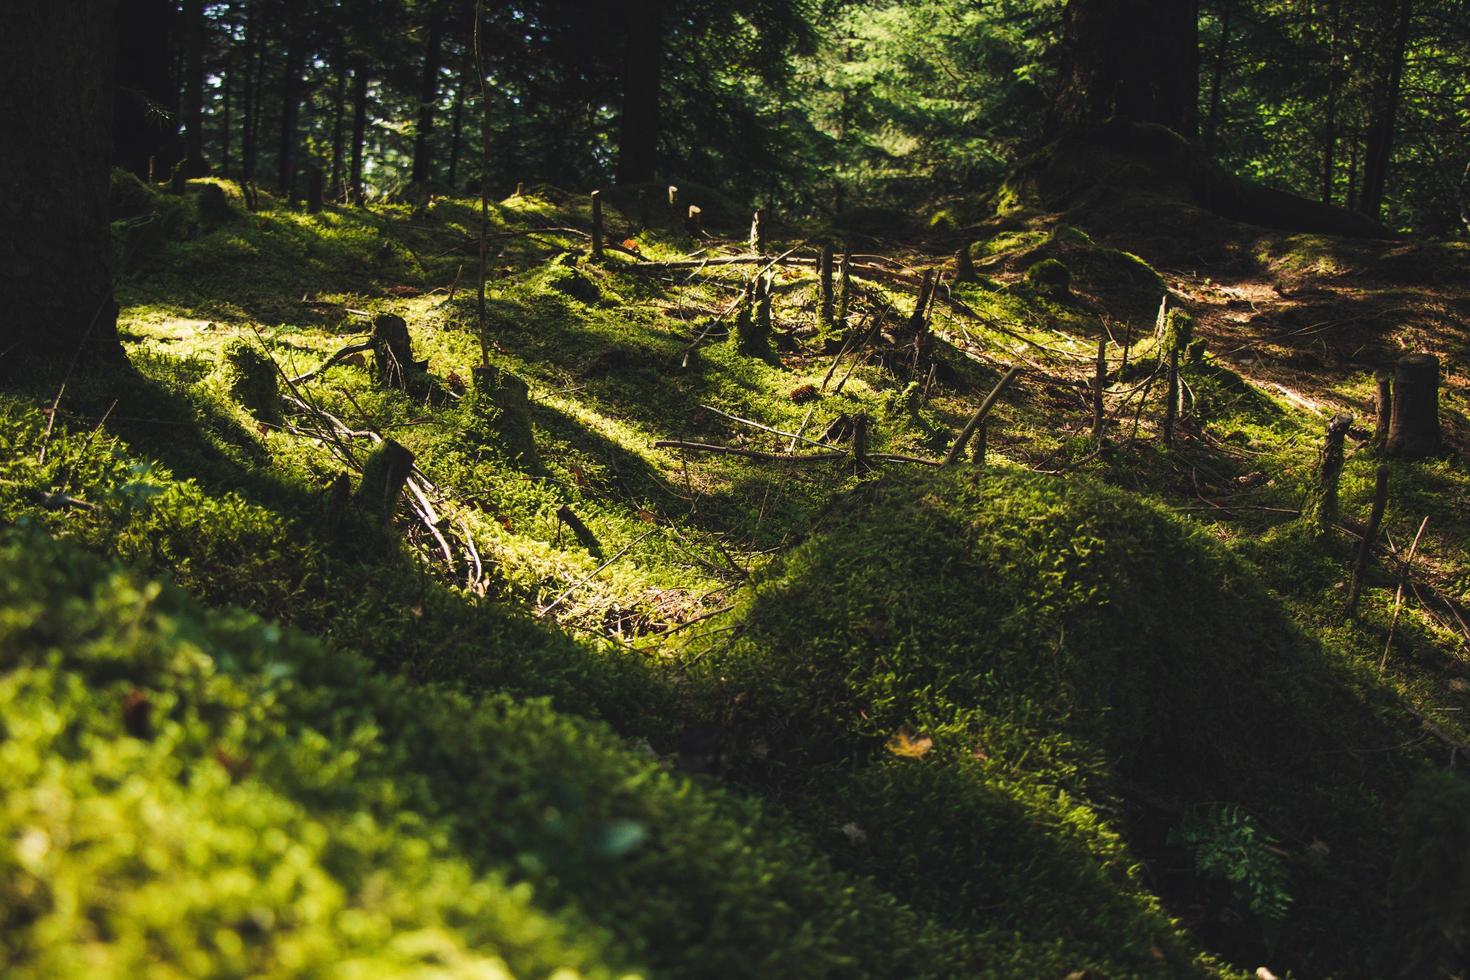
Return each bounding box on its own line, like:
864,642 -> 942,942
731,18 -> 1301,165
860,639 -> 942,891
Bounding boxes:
537,528 -> 658,619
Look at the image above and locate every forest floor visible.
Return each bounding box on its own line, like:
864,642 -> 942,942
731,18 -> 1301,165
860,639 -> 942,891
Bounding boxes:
4,171 -> 1470,978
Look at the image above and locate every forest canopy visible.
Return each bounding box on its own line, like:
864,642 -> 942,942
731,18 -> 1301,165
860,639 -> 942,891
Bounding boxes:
124,0 -> 1470,235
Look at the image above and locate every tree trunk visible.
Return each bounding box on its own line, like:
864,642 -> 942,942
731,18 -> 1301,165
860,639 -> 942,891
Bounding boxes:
1052,0 -> 1200,138
1319,0 -> 1342,205
1202,0 -> 1232,158
412,14 -> 443,185
1359,0 -> 1413,220
329,57 -> 347,200
1,0 -> 122,366
241,0 -> 260,184
350,67 -> 369,203
278,26 -> 307,198
219,47 -> 233,178
181,0 -> 209,175
113,0 -> 177,180
615,0 -> 663,184
446,76 -> 466,189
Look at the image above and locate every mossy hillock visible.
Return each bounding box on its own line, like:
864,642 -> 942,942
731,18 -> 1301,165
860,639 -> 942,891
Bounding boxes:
690,468 -> 1426,974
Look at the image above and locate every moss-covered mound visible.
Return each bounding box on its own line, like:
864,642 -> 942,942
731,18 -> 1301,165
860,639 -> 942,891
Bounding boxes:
3,525 -> 1094,978
693,469 -> 1426,975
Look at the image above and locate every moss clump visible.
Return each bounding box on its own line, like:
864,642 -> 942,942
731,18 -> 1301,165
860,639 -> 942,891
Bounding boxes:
108,168 -> 155,219
693,469 -> 1421,975
462,365 -> 539,467
1026,257 -> 1072,295
537,252 -> 601,304
0,524 -> 1096,979
217,339 -> 281,423
194,181 -> 236,228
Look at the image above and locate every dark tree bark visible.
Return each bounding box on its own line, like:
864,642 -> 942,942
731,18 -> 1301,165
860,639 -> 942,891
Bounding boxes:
241,0 -> 261,183
1319,0 -> 1343,205
412,13 -> 444,185
329,56 -> 348,200
113,0 -> 178,180
1,1 -> 123,366
180,0 -> 209,175
1052,0 -> 1200,139
219,46 -> 234,178
277,24 -> 307,198
1202,0 -> 1233,158
1359,0 -> 1413,219
615,0 -> 663,184
446,74 -> 466,189
349,66 -> 369,203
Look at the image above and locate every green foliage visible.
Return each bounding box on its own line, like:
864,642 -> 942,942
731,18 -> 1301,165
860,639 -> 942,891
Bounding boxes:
1170,805 -> 1293,928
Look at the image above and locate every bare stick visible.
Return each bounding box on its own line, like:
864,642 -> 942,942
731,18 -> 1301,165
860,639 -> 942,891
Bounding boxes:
699,403 -> 834,451
1343,465 -> 1390,621
1091,336 -> 1107,442
590,190 -> 604,259
655,440 -> 846,464
473,0 -> 491,368
289,340 -> 373,384
537,528 -> 658,618
1381,515 -> 1430,672
943,366 -> 1022,465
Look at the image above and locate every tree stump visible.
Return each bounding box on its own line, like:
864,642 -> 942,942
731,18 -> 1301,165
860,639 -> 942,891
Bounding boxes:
355,439 -> 414,528
469,365 -> 539,466
306,165 -> 324,213
1303,413 -> 1354,532
1386,353 -> 1440,459
818,242 -> 835,330
732,277 -> 769,357
749,209 -> 763,254
954,244 -> 976,284
684,204 -> 702,236
370,314 -> 424,390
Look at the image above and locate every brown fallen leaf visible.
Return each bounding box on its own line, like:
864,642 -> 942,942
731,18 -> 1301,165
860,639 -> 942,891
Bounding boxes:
886,725 -> 933,759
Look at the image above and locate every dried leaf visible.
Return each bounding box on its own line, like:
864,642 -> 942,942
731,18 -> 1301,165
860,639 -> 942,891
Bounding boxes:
886,725 -> 933,759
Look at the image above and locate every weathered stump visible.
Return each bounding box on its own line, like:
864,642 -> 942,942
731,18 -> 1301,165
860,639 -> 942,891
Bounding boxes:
954,244 -> 976,284
355,439 -> 414,528
684,204 -> 702,236
1386,353 -> 1440,459
1303,413 -> 1354,532
370,314 -> 425,390
469,365 -> 538,466
749,209 -> 763,253
732,277 -> 769,357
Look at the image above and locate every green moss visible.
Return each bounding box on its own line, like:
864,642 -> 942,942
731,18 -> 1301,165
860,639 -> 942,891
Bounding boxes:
217,339 -> 282,423
1026,257 -> 1072,295
691,469 -> 1421,975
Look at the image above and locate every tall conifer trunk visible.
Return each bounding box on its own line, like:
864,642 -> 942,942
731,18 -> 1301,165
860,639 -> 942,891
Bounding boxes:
615,0 -> 663,184
2,1 -> 123,366
1052,0 -> 1200,138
